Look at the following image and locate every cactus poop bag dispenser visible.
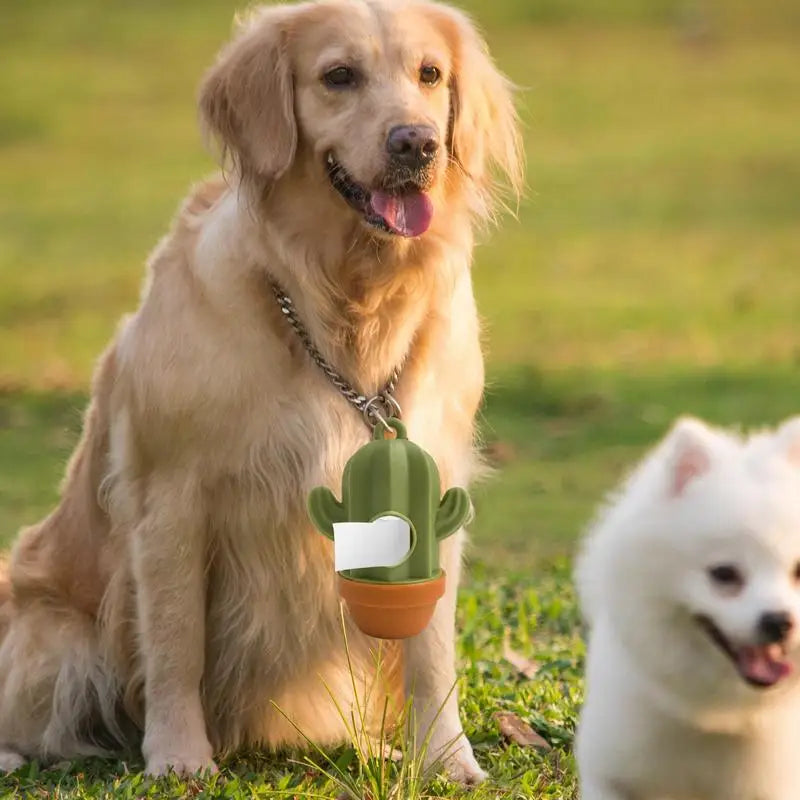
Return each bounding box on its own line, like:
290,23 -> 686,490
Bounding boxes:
269,278 -> 470,640
308,418 -> 470,639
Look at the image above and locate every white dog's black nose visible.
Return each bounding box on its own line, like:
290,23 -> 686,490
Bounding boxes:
386,125 -> 439,168
759,611 -> 794,643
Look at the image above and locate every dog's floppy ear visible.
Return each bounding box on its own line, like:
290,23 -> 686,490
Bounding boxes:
433,7 -> 523,215
199,6 -> 298,185
666,417 -> 714,496
776,417 -> 800,467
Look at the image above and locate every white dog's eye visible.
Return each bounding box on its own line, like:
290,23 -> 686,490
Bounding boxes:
419,64 -> 442,87
794,561 -> 800,582
708,564 -> 744,590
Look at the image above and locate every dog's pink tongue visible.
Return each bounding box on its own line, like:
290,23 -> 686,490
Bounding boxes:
370,191 -> 433,237
738,645 -> 792,686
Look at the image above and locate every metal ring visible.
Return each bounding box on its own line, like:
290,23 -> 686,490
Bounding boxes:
363,396 -> 394,432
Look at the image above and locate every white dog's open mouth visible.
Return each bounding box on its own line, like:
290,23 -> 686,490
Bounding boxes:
695,615 -> 793,688
325,152 -> 433,238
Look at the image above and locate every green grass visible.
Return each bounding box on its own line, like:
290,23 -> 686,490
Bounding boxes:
0,567 -> 582,799
1,0 -> 800,796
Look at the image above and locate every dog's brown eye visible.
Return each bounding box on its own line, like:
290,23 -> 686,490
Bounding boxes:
793,561 -> 800,582
708,565 -> 744,587
420,65 -> 441,87
323,65 -> 358,89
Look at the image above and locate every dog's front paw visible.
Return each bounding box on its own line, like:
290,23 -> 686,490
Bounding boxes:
426,732 -> 487,786
143,729 -> 216,777
441,744 -> 487,786
0,749 -> 26,774
145,752 -> 218,777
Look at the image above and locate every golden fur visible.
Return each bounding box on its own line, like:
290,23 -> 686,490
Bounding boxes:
0,0 -> 521,783
0,559 -> 9,642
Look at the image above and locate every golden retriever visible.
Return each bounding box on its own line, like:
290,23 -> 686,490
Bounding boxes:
0,0 -> 521,784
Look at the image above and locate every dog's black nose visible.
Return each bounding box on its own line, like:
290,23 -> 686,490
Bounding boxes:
386,125 -> 439,168
759,611 -> 794,643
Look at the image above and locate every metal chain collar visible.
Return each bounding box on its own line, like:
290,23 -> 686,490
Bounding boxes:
269,279 -> 402,431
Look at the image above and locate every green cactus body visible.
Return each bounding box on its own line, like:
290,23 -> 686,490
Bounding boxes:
308,419 -> 470,583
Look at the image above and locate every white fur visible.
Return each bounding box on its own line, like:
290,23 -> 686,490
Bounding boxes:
575,416 -> 800,800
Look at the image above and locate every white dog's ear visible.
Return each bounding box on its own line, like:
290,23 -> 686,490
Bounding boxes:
199,7 -> 298,185
429,6 -> 523,216
776,417 -> 800,467
666,417 -> 714,496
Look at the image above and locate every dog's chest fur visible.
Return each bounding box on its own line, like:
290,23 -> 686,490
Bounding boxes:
635,708 -> 799,799
196,377 -> 474,737
581,627 -> 800,800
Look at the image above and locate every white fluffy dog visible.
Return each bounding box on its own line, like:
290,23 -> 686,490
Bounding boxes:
575,416 -> 800,800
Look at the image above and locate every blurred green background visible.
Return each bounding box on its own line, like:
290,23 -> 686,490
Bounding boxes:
1,0 -> 799,569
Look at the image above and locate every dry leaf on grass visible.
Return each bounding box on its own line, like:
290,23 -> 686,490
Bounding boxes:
502,628 -> 540,680
494,712 -> 552,751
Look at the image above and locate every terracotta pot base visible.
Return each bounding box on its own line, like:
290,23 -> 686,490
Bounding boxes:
338,572 -> 447,640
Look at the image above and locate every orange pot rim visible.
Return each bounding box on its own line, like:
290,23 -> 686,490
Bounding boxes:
338,570 -> 446,605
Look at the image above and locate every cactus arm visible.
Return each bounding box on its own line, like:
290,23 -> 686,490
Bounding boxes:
435,488 -> 471,540
308,487 -> 348,540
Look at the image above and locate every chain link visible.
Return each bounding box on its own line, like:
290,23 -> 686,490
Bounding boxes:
269,280 -> 402,430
